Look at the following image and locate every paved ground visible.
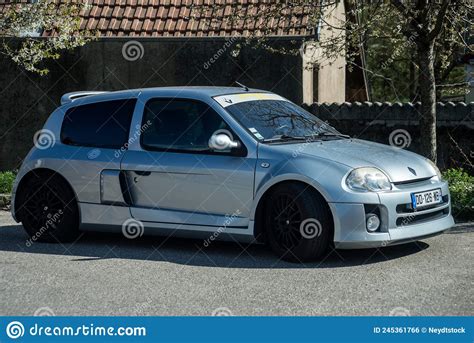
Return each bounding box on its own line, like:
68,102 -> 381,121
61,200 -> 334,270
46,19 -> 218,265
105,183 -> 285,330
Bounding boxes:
0,210 -> 472,316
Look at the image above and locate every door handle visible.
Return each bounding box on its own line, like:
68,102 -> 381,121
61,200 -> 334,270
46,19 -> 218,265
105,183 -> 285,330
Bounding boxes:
134,171 -> 151,176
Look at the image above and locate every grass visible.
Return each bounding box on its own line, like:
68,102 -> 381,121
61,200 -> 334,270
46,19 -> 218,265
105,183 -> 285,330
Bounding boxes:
442,168 -> 474,221
0,171 -> 16,194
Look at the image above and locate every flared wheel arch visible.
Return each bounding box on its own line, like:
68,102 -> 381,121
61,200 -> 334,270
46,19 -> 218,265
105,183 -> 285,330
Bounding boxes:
253,180 -> 334,244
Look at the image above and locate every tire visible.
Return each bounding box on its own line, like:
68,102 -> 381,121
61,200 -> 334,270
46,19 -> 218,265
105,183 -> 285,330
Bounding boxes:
264,183 -> 332,262
17,172 -> 80,243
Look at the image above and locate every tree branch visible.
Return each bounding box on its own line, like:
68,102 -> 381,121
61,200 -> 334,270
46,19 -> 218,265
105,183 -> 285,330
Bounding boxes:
390,0 -> 423,37
429,0 -> 451,40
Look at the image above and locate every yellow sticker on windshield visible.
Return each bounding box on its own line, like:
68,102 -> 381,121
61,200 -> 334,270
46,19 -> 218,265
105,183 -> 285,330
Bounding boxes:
214,93 -> 288,108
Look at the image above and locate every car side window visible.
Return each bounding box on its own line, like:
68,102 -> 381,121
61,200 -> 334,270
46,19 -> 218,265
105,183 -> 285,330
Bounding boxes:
61,99 -> 136,149
141,99 -> 233,153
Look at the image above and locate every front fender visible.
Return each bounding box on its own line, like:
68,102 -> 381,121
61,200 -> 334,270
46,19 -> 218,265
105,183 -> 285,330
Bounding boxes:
251,149 -> 380,220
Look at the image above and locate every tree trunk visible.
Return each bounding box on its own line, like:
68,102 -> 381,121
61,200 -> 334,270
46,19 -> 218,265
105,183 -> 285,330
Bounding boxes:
417,41 -> 437,163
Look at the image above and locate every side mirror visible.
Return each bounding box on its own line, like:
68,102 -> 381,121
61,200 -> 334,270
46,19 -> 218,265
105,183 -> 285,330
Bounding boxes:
208,133 -> 240,151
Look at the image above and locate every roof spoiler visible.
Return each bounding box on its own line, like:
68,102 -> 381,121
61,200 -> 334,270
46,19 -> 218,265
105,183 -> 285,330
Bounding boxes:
60,91 -> 109,105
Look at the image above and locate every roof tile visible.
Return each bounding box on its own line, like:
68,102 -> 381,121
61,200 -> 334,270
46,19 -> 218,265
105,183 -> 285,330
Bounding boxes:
0,0 -> 316,37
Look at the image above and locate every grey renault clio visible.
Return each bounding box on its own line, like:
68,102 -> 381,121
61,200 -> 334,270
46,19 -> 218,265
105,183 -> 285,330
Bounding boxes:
12,87 -> 454,262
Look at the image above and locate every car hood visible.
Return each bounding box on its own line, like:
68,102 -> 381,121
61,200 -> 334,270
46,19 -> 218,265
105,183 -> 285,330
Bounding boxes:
275,138 -> 436,182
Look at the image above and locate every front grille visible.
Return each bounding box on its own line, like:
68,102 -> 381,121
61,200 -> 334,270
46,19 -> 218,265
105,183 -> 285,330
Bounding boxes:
396,194 -> 449,213
395,193 -> 449,227
393,177 -> 432,186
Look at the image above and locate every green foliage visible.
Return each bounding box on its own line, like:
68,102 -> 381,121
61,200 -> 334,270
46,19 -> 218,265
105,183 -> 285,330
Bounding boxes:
0,1 -> 95,74
0,171 -> 16,194
360,2 -> 472,102
442,168 -> 474,220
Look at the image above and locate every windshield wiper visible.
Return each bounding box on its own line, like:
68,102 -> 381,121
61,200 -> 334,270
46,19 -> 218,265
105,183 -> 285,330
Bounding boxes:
311,132 -> 351,139
262,134 -> 308,143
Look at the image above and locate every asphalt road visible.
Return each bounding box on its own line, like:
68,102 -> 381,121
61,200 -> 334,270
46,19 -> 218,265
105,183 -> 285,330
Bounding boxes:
0,210 -> 472,316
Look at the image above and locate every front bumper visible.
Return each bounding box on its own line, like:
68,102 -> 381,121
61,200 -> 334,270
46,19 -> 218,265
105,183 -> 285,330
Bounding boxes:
330,178 -> 454,249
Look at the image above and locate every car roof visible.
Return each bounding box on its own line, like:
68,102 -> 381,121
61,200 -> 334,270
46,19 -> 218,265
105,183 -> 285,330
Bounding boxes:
60,86 -> 270,107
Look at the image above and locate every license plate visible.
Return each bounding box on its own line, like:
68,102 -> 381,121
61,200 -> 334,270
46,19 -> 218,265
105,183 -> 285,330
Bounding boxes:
411,188 -> 442,209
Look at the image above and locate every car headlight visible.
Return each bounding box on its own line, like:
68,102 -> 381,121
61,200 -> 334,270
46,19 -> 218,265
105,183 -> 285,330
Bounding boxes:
425,158 -> 442,179
345,167 -> 392,192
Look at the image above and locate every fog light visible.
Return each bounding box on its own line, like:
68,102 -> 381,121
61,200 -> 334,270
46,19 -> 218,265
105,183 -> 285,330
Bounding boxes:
366,213 -> 380,232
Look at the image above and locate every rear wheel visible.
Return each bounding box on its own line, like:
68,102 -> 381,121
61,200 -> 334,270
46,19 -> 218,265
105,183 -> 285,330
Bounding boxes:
17,172 -> 80,243
264,183 -> 332,262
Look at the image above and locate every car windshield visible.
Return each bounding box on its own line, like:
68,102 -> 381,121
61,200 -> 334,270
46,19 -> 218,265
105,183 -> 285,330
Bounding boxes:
221,98 -> 343,142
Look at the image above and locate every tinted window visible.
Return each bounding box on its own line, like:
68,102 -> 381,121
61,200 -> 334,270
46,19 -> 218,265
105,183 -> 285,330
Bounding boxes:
61,99 -> 136,149
224,100 -> 339,140
141,99 -> 232,152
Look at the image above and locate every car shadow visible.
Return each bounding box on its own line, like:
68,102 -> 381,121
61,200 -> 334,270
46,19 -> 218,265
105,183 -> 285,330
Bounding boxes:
0,223 -> 431,269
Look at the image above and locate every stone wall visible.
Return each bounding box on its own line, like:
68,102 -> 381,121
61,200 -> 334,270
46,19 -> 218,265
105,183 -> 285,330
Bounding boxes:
305,102 -> 474,171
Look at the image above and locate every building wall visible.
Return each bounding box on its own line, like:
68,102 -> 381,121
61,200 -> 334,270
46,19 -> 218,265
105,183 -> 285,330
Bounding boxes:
317,0 -> 346,103
0,37 -> 302,170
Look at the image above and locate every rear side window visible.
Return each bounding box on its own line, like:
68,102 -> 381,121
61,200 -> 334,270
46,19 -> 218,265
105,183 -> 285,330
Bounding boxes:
61,99 -> 136,149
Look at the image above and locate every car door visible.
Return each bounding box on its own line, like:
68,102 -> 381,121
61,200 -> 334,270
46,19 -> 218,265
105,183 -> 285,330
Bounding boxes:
121,96 -> 256,229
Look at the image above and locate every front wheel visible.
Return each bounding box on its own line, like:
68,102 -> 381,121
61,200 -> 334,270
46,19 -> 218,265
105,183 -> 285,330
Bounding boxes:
17,172 -> 80,243
264,183 -> 332,262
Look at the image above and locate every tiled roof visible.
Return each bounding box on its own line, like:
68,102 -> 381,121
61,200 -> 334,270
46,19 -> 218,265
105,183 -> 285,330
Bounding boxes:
0,0 -> 318,37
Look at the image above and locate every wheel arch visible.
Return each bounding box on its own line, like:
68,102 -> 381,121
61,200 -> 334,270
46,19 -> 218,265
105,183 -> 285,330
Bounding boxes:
252,176 -> 335,243
14,168 -> 80,222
